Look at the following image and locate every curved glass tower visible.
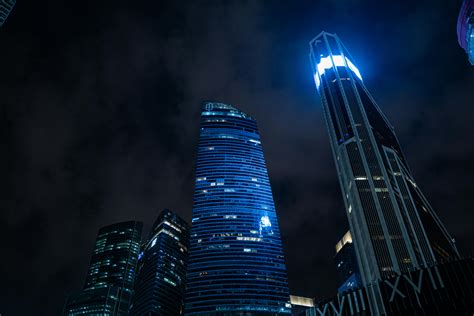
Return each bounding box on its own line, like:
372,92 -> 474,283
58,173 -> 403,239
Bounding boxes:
309,32 -> 460,313
457,0 -> 474,65
185,102 -> 291,315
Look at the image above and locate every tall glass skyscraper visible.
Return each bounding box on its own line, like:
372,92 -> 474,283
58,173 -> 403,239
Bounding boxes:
185,102 -> 291,315
457,0 -> 474,65
309,32 -> 460,313
131,209 -> 190,316
63,221 -> 142,315
0,0 -> 15,27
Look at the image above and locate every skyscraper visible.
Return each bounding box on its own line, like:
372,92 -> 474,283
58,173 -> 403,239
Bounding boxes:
309,32 -> 460,313
185,102 -> 292,315
0,0 -> 15,27
63,221 -> 142,315
334,231 -> 361,293
457,0 -> 474,65
131,209 -> 190,316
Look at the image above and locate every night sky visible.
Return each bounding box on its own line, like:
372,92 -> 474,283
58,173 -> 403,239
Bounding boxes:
1,1 -> 473,315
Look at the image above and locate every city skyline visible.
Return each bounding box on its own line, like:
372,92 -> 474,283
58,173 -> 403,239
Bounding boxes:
1,1 -> 473,315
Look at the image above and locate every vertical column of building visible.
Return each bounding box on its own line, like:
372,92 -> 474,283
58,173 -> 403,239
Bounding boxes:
185,102 -> 292,315
63,221 -> 142,315
0,0 -> 15,26
131,209 -> 190,316
309,31 -> 459,313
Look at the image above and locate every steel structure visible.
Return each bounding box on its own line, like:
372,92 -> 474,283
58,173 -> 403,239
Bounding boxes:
0,0 -> 15,26
309,32 -> 460,314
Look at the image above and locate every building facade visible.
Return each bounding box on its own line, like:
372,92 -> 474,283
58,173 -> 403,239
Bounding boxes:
63,287 -> 124,315
306,258 -> 474,315
185,102 -> 292,315
131,209 -> 190,315
290,295 -> 314,316
334,231 -> 361,293
63,221 -> 143,315
309,32 -> 460,313
457,0 -> 474,65
0,0 -> 15,26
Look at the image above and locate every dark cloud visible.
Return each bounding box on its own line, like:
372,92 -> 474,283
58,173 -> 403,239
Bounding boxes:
0,0 -> 473,314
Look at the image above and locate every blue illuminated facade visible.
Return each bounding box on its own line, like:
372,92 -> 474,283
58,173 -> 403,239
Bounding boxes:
309,32 -> 460,314
0,0 -> 15,26
185,102 -> 291,315
457,0 -> 474,65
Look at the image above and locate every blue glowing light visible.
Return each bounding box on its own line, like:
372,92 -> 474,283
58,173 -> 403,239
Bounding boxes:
260,216 -> 271,228
313,55 -> 362,89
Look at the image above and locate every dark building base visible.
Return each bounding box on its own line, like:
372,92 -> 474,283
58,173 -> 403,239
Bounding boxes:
306,258 -> 474,315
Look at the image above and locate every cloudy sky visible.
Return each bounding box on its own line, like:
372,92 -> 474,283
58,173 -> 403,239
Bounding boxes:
1,0 -> 473,314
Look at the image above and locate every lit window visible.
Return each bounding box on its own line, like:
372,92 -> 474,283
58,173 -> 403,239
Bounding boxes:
260,216 -> 271,227
236,237 -> 262,242
249,139 -> 261,145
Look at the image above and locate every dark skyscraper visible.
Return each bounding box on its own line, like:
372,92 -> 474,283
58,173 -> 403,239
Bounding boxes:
185,102 -> 292,315
309,32 -> 460,313
0,0 -> 15,26
63,221 -> 142,315
131,209 -> 190,316
334,231 -> 361,293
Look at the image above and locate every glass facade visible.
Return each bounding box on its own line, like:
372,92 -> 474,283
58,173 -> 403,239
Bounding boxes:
306,258 -> 474,315
63,287 -> 123,315
309,32 -> 460,313
131,209 -> 190,316
185,102 -> 291,315
457,0 -> 474,65
0,0 -> 15,26
334,231 -> 361,294
63,221 -> 143,315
